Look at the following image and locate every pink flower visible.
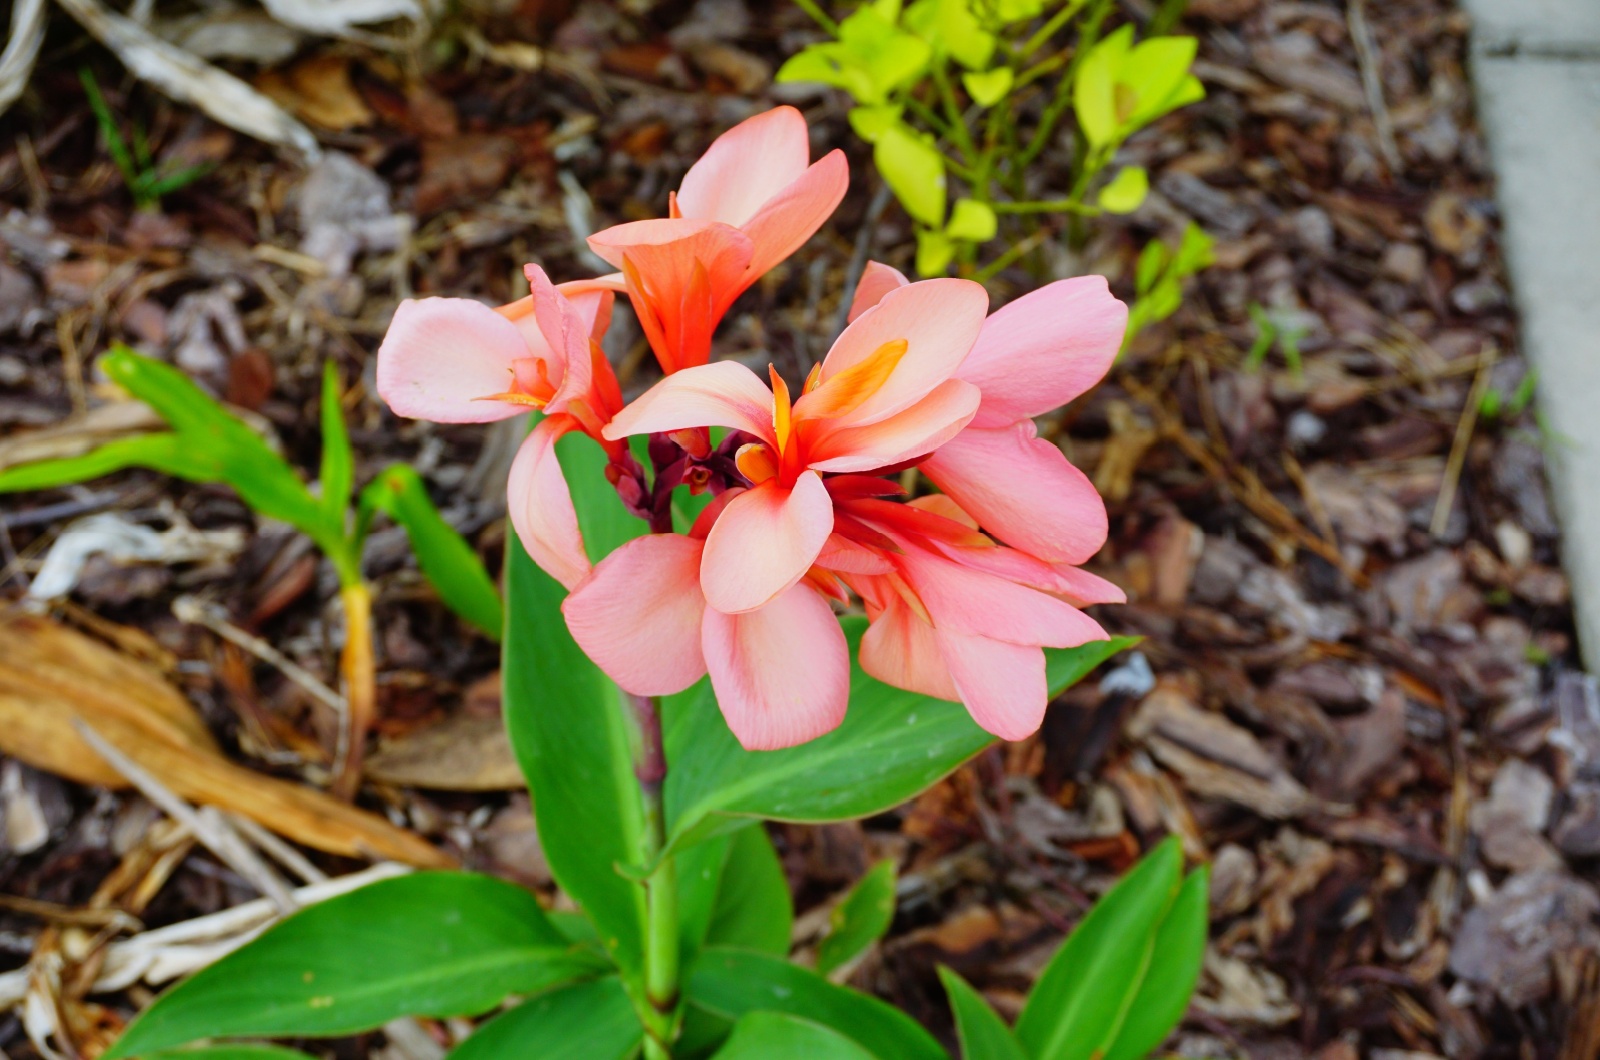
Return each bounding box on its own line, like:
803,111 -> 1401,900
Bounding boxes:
586,106 -> 849,374
823,483 -> 1125,740
848,261 -> 1128,565
603,278 -> 989,616
375,265 -> 624,591
562,492 -> 850,750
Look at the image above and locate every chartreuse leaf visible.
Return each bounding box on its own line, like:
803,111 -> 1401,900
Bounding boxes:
1072,27 -> 1129,148
146,1049 -> 316,1060
1097,166 -> 1149,214
663,631 -> 1137,852
503,429 -> 650,976
1014,837 -> 1194,1060
937,968 -> 1027,1060
104,873 -> 605,1058
319,362 -> 354,523
905,0 -> 995,69
712,1012 -> 875,1059
848,104 -> 902,143
816,859 -> 897,977
962,67 -> 1013,107
688,948 -> 947,1060
359,464 -> 503,640
946,199 -> 997,242
916,230 -> 956,277
445,978 -> 641,1060
875,123 -> 946,228
1102,866 -> 1210,1060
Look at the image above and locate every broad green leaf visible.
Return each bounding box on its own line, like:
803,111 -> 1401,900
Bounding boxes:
1072,27 -> 1131,148
848,104 -> 903,143
105,873 -> 604,1058
445,978 -> 641,1060
1097,166 -> 1149,214
663,628 -> 1136,851
916,230 -> 956,277
713,1012 -> 875,1059
146,1049 -> 317,1060
360,465 -> 503,640
0,433 -> 219,493
1102,866 -> 1209,1060
1122,37 -> 1201,130
706,825 -> 793,956
937,968 -> 1027,1060
816,860 -> 897,977
945,199 -> 997,242
688,948 -> 947,1060
319,362 -> 354,523
962,68 -> 1013,107
875,123 -> 946,228
504,429 -> 649,975
1014,837 -> 1185,1060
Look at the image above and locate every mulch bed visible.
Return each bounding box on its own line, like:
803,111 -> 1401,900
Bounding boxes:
0,0 -> 1592,1056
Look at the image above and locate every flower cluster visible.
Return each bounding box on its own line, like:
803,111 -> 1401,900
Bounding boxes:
377,106 -> 1127,751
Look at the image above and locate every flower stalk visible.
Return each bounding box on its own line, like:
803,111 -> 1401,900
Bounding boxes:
332,581 -> 375,801
630,692 -> 679,1058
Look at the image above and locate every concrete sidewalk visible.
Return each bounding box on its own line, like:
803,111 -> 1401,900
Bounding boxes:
1461,0 -> 1600,663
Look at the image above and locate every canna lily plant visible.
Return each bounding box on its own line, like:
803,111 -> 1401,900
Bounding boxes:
106,106 -> 1207,1060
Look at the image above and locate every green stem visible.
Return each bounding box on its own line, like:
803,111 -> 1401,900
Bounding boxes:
1018,0 -> 1113,169
631,693 -> 679,1057
791,0 -> 839,34
1020,0 -> 1089,58
992,196 -> 1100,214
974,226 -> 1052,281
930,62 -> 979,163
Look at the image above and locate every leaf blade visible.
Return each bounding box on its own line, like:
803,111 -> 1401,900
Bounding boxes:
444,978 -> 642,1060
937,967 -> 1027,1060
816,859 -> 896,977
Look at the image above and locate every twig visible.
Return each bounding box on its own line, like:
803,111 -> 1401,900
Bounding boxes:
1430,348 -> 1497,537
1348,0 -> 1403,176
831,182 -> 894,340
0,895 -> 140,934
172,594 -> 349,758
227,812 -> 329,886
71,719 -> 298,913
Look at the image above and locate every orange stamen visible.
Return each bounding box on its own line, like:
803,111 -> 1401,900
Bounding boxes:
796,338 -> 908,421
769,365 -> 793,456
735,442 -> 779,485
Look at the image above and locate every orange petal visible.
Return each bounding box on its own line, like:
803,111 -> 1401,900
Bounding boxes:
795,338 -> 907,422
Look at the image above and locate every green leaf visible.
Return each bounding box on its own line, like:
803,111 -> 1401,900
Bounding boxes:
1097,166 -> 1149,214
105,873 -> 604,1058
905,0 -> 995,69
688,948 -> 947,1060
360,464 -> 503,640
678,825 -> 794,966
937,967 -> 1027,1060
0,433 -> 220,493
875,123 -> 946,228
145,1049 -> 317,1060
1172,221 -> 1215,275
1014,837 -> 1186,1060
945,199 -> 997,242
994,0 -> 1043,20
1122,36 -> 1201,130
664,629 -> 1136,852
503,428 -> 649,976
319,362 -> 354,524
445,978 -> 641,1060
1133,238 -> 1169,295
816,859 -> 897,977
962,67 -> 1013,107
712,1012 -> 876,1059
706,826 -> 793,956
916,230 -> 956,277
1102,866 -> 1209,1060
847,104 -> 903,143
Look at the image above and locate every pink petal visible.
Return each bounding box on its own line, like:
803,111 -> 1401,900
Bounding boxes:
935,629 -> 1049,741
806,379 -> 979,473
895,542 -> 1109,649
741,150 -> 849,279
525,264 -> 594,413
702,583 -> 849,750
811,278 -> 989,427
675,106 -> 813,228
1048,565 -> 1127,607
506,416 -> 592,592
959,276 -> 1127,428
602,361 -> 776,444
846,261 -> 910,323
919,422 -> 1108,565
376,297 -> 533,423
701,472 -> 833,614
860,596 -> 959,701
816,533 -> 896,575
562,533 -> 708,695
